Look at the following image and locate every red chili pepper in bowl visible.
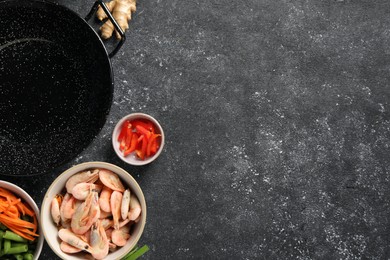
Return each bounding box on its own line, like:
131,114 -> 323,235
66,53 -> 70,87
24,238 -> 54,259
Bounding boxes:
113,114 -> 163,164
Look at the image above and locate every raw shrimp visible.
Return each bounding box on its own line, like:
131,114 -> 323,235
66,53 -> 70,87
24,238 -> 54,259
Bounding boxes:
66,169 -> 99,193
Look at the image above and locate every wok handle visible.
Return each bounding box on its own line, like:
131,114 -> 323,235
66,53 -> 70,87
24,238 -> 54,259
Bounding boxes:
85,0 -> 126,58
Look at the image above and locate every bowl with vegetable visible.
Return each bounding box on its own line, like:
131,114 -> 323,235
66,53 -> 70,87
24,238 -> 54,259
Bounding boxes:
40,162 -> 147,260
112,113 -> 165,166
0,181 -> 44,260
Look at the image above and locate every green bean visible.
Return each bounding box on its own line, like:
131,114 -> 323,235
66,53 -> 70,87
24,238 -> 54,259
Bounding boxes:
3,231 -> 27,243
4,239 -> 11,254
23,253 -> 33,260
12,243 -> 28,248
0,226 -> 36,258
15,254 -> 24,260
5,244 -> 28,254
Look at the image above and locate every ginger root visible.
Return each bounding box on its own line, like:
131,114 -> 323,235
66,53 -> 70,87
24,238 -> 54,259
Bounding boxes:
96,0 -> 136,39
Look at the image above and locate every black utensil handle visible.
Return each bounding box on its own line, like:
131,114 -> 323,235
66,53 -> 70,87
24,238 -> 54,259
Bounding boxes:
85,0 -> 126,58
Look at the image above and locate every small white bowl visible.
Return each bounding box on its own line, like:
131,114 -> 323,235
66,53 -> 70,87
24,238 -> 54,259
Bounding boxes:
40,162 -> 147,260
112,113 -> 165,166
0,181 -> 44,260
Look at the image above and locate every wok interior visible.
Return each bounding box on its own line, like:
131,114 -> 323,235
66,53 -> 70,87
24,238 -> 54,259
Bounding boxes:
0,0 -> 113,175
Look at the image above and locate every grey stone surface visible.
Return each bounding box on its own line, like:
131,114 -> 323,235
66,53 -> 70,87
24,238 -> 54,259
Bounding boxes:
2,0 -> 390,259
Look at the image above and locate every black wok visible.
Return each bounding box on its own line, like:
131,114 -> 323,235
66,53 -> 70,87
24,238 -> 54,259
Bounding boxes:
0,0 -> 125,176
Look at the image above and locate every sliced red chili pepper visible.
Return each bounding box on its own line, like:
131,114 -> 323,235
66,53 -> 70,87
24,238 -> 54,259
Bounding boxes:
124,132 -> 138,156
147,134 -> 161,157
135,134 -> 144,155
119,123 -> 132,151
151,142 -> 159,154
131,120 -> 154,132
119,138 -> 126,151
117,121 -> 130,142
135,125 -> 152,140
124,126 -> 133,151
141,136 -> 148,159
136,135 -> 148,160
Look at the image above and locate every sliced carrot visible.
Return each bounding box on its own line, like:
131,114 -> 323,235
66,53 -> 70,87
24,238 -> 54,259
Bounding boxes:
4,207 -> 19,219
32,214 -> 38,234
14,226 -> 39,237
18,202 -> 35,216
0,188 -> 18,200
5,224 -> 35,241
8,198 -> 21,206
15,203 -> 25,216
0,214 -> 35,228
0,188 -> 39,241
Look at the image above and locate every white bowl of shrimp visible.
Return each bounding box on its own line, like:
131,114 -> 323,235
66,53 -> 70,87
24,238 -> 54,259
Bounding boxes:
40,162 -> 146,260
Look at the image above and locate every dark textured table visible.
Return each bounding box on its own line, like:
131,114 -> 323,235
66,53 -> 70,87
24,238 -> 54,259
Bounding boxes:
2,0 -> 390,259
